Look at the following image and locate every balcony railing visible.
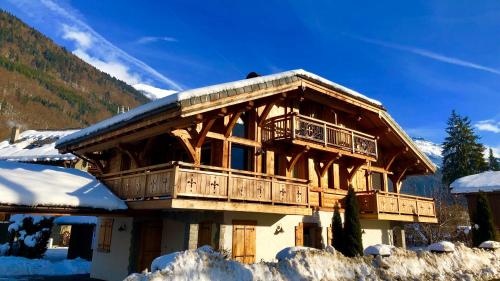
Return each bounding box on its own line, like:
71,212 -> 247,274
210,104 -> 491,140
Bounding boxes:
357,190 -> 436,219
262,113 -> 377,158
100,161 -> 309,207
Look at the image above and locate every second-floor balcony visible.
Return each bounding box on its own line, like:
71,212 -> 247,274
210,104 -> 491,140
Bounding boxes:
262,113 -> 378,159
99,161 -> 436,222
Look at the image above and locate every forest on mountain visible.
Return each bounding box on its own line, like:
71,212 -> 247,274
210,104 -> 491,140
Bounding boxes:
0,10 -> 148,138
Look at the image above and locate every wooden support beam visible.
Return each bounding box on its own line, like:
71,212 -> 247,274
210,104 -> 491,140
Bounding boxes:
224,111 -> 243,138
347,159 -> 367,184
391,167 -> 408,193
258,94 -> 286,126
171,129 -> 199,164
385,151 -> 401,171
195,118 -> 216,147
117,143 -> 142,167
287,146 -> 310,173
319,154 -> 342,178
81,153 -> 104,174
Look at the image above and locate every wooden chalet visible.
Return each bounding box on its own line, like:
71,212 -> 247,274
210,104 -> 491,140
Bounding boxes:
56,69 -> 437,280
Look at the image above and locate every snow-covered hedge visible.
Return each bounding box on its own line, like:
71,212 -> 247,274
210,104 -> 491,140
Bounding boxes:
125,243 -> 499,281
5,215 -> 54,258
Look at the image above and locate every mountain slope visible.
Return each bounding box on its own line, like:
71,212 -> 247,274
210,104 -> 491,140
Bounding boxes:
0,10 -> 149,138
133,84 -> 177,100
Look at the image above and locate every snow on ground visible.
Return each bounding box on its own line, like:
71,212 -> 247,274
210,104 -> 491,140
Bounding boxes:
0,161 -> 127,210
451,170 -> 500,193
0,130 -> 77,162
427,241 -> 455,252
57,69 -> 381,146
125,243 -> 499,281
133,83 -> 177,100
363,244 -> 394,256
0,256 -> 90,276
53,216 -> 97,225
43,247 -> 69,262
480,241 -> 500,249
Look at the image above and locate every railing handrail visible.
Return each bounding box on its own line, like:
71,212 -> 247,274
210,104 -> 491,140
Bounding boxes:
291,113 -> 377,139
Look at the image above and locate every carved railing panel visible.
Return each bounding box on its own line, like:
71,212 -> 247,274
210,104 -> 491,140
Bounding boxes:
262,113 -> 377,158
356,191 -> 436,219
176,170 -> 228,199
146,170 -> 175,197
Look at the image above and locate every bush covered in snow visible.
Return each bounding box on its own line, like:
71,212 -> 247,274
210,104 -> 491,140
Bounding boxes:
5,215 -> 54,258
125,243 -> 499,281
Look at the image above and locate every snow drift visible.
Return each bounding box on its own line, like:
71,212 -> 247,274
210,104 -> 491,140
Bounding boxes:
125,243 -> 499,281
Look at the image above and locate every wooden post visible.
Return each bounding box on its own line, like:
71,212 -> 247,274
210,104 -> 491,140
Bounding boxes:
323,123 -> 327,146
172,164 -> 179,199
351,131 -> 355,154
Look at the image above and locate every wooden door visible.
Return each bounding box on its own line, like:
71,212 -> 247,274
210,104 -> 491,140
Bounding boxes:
232,220 -> 256,263
137,220 -> 163,272
198,221 -> 213,248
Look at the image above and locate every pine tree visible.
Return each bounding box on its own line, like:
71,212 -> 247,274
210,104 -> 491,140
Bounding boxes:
471,192 -> 497,246
442,110 -> 488,186
332,203 -> 344,252
487,148 -> 500,171
342,187 -> 363,257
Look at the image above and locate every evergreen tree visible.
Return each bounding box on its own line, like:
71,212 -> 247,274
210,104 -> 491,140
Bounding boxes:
342,187 -> 363,257
487,148 -> 500,171
472,193 -> 497,246
441,110 -> 488,186
332,203 -> 344,252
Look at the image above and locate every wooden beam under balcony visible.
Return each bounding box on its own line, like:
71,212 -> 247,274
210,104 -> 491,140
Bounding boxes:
127,199 -> 312,216
360,213 -> 438,223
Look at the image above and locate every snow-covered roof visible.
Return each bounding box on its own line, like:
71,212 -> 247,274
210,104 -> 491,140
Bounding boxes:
56,69 -> 382,148
450,171 -> 500,194
53,216 -> 97,225
0,161 -> 126,210
0,130 -> 78,162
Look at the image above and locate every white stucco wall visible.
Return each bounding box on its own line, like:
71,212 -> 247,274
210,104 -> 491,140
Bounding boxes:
90,217 -> 133,281
360,219 -> 393,249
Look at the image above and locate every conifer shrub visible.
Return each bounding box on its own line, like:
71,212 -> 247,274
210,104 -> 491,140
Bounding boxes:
342,187 -> 363,257
7,215 -> 53,258
472,192 -> 497,246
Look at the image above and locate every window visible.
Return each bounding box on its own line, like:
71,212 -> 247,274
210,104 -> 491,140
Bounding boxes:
231,144 -> 253,171
97,218 -> 113,252
232,114 -> 248,138
371,172 -> 383,190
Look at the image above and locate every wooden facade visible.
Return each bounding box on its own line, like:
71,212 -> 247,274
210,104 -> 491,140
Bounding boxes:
57,72 -> 437,223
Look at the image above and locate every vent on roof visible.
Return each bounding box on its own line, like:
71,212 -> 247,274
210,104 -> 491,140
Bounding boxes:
246,72 -> 261,79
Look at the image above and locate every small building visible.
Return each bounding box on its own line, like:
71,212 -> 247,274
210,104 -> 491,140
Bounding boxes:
56,69 -> 438,281
451,170 -> 500,237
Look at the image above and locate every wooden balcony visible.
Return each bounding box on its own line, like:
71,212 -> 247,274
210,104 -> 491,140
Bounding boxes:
100,161 -> 312,215
262,113 -> 378,159
357,190 -> 437,223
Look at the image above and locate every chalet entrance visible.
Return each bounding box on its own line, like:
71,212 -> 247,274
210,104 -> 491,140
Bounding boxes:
232,220 -> 256,263
295,222 -> 322,249
137,220 -> 163,272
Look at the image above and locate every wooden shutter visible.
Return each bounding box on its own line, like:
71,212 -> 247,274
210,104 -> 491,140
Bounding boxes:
97,218 -> 113,252
295,222 -> 303,246
232,221 -> 256,264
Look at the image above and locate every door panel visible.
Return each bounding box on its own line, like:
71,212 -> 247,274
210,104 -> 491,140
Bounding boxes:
137,220 -> 163,272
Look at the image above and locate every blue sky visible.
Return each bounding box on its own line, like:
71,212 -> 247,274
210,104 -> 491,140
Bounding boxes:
1,0 -> 499,154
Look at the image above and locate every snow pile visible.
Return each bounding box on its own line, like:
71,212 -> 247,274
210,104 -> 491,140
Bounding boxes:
428,241 -> 455,252
0,129 -> 77,162
53,216 -> 97,225
451,170 -> 500,194
480,241 -> 500,249
364,244 -> 394,256
57,69 -> 381,146
0,256 -> 90,276
125,243 -> 500,281
0,161 -> 126,210
133,83 -> 177,100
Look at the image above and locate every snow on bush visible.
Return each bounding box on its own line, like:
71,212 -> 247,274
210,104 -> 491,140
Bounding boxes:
125,243 -> 499,281
0,256 -> 90,276
479,241 -> 500,249
363,244 -> 394,256
428,241 -> 455,253
0,243 -> 9,256
6,215 -> 54,258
